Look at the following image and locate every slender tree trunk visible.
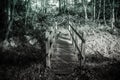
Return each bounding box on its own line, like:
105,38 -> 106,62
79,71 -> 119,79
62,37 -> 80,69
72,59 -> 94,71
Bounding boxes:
3,0 -> 16,48
97,0 -> 101,20
103,0 -> 106,25
112,0 -> 115,29
32,0 -> 37,26
64,0 -> 66,13
7,1 -> 11,23
82,0 -> 88,22
93,0 -> 96,22
25,0 -> 30,27
83,5 -> 88,21
5,0 -> 15,41
59,0 -> 61,13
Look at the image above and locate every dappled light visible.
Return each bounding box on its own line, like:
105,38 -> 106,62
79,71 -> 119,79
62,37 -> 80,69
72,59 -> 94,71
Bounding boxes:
0,0 -> 120,80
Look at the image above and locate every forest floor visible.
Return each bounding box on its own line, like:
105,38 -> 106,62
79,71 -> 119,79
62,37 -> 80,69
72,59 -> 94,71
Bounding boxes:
0,43 -> 46,80
0,14 -> 120,80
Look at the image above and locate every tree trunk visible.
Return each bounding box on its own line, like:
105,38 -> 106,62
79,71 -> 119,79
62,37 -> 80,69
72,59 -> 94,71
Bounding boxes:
103,0 -> 106,25
25,0 -> 30,27
111,0 -> 115,29
3,0 -> 16,48
93,0 -> 96,22
5,0 -> 15,41
7,1 -> 11,23
64,0 -> 66,13
59,0 -> 61,13
97,0 -> 101,20
82,0 -> 88,22
84,5 -> 88,21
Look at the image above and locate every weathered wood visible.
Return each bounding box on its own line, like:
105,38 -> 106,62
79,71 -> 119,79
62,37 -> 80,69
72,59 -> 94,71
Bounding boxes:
69,23 -> 85,43
80,32 -> 86,65
45,24 -> 57,68
46,41 -> 51,68
45,31 -> 51,68
68,21 -> 86,66
68,29 -> 83,60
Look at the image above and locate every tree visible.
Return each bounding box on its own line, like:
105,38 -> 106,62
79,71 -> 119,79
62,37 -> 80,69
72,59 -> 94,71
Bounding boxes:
59,0 -> 61,13
97,0 -> 101,21
81,0 -> 89,21
103,0 -> 106,25
111,0 -> 115,29
5,0 -> 17,41
25,0 -> 31,28
93,0 -> 96,22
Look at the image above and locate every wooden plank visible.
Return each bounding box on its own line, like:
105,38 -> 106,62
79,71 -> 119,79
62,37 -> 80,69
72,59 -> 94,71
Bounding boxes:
51,32 -> 79,74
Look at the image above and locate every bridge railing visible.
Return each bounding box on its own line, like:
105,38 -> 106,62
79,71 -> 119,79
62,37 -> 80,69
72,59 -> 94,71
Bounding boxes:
68,21 -> 86,66
45,22 -> 58,68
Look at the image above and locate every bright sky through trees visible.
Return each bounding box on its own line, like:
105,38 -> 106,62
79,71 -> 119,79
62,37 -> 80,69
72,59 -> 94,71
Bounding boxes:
87,0 -> 91,2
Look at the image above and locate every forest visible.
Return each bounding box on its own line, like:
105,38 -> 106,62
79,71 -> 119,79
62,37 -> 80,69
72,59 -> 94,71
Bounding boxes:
0,0 -> 120,80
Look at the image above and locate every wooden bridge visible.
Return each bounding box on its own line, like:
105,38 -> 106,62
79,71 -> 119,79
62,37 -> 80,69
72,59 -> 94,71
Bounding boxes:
45,20 -> 86,76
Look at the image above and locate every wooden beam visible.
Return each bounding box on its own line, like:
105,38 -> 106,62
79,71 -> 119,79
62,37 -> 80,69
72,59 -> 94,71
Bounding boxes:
68,29 -> 83,59
69,23 -> 85,43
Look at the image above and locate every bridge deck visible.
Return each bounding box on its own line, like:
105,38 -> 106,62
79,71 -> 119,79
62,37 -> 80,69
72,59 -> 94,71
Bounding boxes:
51,29 -> 79,75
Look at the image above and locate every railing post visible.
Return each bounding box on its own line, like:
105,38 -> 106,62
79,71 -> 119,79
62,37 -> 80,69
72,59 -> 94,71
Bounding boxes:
55,22 -> 58,31
74,26 -> 78,53
55,22 -> 57,40
81,32 -> 86,65
45,21 -> 58,68
72,30 -> 75,48
69,21 -> 72,43
54,22 -> 57,52
45,31 -> 51,68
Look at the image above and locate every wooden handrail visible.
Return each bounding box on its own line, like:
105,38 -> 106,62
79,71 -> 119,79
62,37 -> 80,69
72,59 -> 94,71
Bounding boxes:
68,29 -> 83,59
69,23 -> 85,43
68,21 -> 86,65
45,22 -> 57,68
